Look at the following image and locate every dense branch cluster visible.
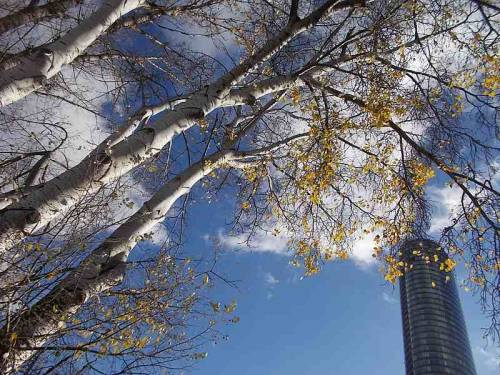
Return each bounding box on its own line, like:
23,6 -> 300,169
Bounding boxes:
0,0 -> 498,373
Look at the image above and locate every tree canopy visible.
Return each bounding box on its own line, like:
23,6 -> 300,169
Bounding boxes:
0,0 -> 498,373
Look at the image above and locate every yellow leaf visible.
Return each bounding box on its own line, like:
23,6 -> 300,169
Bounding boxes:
337,250 -> 349,260
202,274 -> 209,285
137,337 -> 149,349
224,300 -> 237,313
198,118 -> 208,129
290,87 -> 301,105
443,258 -> 456,272
210,302 -> 220,313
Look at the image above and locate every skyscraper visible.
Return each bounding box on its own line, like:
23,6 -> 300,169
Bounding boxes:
399,239 -> 477,375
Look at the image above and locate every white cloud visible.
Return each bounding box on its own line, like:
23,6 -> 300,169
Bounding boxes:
3,66 -> 116,171
351,232 -> 379,269
382,292 -> 398,304
264,272 -> 279,285
488,158 -> 500,189
215,229 -> 289,255
52,69 -> 116,165
148,223 -> 170,246
426,156 -> 499,235
427,184 -> 462,233
475,346 -> 500,371
159,6 -> 239,60
212,224 -> 381,270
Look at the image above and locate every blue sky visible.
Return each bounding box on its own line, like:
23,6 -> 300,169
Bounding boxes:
2,2 -> 498,374
172,194 -> 500,375
117,13 -> 500,374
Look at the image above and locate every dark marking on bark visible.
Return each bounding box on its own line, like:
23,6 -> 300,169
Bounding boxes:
244,95 -> 257,105
141,127 -> 155,136
95,150 -> 112,166
33,75 -> 48,87
87,151 -> 113,182
99,252 -> 126,275
25,209 -> 40,225
194,109 -> 206,120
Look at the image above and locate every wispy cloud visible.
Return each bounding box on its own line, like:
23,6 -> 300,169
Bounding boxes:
475,346 -> 500,371
491,158 -> 500,188
212,227 -> 380,271
427,184 -> 462,233
264,272 -> 279,285
214,229 -> 289,255
382,292 -> 398,304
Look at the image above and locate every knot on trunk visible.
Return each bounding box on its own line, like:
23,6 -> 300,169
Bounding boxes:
25,208 -> 41,225
141,127 -> 155,136
31,48 -> 54,78
92,150 -> 113,181
193,108 -> 206,120
244,95 -> 257,105
95,150 -> 112,166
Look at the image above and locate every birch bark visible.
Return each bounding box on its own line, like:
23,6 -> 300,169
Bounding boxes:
0,0 -> 145,107
0,0 -> 364,256
0,0 -> 81,35
0,149 -> 237,371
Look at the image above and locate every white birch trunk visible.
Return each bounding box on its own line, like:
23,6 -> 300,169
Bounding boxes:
0,0 -> 145,107
0,98 -> 316,370
0,0 -> 363,264
0,149 -> 236,371
0,123 -> 312,369
0,0 -> 81,35
0,83 -> 271,256
0,152 -> 50,213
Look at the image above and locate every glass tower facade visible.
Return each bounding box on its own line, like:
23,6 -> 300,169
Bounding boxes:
399,239 -> 477,375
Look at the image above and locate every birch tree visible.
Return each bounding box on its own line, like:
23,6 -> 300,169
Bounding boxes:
0,0 -> 366,269
0,0 -> 82,35
0,0 -> 147,106
0,0 -> 499,372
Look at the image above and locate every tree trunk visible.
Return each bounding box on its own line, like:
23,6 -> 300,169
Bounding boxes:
0,149 -> 235,371
0,0 -> 145,107
0,0 -> 362,256
0,0 -> 81,35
